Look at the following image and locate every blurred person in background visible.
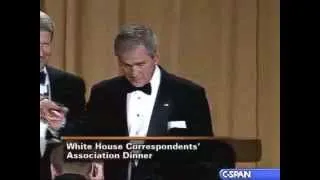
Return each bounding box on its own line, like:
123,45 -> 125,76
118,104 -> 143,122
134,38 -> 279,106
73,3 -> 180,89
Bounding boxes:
40,10 -> 99,180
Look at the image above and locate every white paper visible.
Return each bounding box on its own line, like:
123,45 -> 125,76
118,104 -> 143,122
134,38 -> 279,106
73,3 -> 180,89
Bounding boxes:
168,120 -> 187,129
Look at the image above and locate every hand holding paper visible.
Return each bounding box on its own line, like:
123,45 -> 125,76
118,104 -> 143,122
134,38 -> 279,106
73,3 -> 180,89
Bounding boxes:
40,98 -> 68,130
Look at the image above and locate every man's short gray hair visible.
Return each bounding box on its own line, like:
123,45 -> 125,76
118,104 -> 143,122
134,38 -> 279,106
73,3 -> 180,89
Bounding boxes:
40,10 -> 54,39
114,24 -> 158,57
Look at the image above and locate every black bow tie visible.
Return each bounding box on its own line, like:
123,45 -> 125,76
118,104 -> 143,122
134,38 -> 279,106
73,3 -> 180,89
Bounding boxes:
127,83 -> 152,95
40,71 -> 46,84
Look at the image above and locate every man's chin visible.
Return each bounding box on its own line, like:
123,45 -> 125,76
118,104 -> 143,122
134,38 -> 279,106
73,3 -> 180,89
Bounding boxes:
130,82 -> 144,87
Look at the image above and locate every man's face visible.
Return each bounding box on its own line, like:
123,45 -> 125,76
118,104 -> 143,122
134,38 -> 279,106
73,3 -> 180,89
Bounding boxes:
40,31 -> 52,70
118,45 -> 159,87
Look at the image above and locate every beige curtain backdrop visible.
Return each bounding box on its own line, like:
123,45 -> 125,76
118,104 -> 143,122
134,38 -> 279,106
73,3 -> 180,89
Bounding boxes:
41,0 -> 279,168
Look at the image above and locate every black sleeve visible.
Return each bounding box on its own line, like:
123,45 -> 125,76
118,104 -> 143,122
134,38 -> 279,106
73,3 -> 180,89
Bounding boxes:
84,84 -> 107,136
66,77 -> 86,123
188,87 -> 214,136
60,77 -> 86,136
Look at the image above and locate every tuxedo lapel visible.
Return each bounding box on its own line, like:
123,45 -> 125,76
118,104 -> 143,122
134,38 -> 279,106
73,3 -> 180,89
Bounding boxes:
46,66 -> 75,103
118,82 -> 129,136
147,71 -> 171,136
46,66 -> 60,100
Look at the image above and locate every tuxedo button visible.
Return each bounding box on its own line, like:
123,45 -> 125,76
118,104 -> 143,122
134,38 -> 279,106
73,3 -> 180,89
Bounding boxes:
137,114 -> 140,117
137,97 -> 141,100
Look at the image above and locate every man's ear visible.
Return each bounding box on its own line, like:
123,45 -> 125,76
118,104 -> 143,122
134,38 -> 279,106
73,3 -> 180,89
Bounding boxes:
153,52 -> 160,65
117,58 -> 125,76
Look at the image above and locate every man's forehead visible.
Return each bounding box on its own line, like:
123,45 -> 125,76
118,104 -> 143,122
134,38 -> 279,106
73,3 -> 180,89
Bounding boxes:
40,31 -> 52,42
40,31 -> 51,36
119,57 -> 148,64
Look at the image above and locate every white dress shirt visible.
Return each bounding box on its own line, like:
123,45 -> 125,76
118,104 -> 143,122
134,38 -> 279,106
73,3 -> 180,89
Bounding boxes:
40,66 -> 50,156
126,66 -> 161,177
40,67 -> 50,97
126,65 -> 161,136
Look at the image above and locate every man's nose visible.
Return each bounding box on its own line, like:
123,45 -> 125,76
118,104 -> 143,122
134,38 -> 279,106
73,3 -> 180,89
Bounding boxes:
130,66 -> 139,77
40,47 -> 44,57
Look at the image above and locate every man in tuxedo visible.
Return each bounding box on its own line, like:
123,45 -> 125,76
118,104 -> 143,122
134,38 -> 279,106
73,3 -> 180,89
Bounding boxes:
40,10 -> 87,180
86,24 -> 217,180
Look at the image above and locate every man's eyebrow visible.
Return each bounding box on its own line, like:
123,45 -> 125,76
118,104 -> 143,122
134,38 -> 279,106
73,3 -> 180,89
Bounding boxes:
122,61 -> 145,66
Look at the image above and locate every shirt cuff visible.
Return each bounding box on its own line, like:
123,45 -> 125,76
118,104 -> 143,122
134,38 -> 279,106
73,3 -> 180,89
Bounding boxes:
47,117 -> 66,137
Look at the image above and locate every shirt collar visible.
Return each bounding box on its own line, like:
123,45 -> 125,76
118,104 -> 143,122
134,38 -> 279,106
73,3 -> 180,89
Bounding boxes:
40,66 -> 48,75
149,65 -> 161,94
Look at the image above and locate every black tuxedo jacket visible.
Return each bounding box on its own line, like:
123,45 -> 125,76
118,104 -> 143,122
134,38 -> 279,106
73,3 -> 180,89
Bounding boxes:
86,67 -> 213,137
40,66 -> 86,180
86,67 -> 216,180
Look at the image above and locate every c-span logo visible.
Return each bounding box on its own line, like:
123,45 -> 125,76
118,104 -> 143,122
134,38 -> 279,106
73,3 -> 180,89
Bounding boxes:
219,168 -> 280,180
